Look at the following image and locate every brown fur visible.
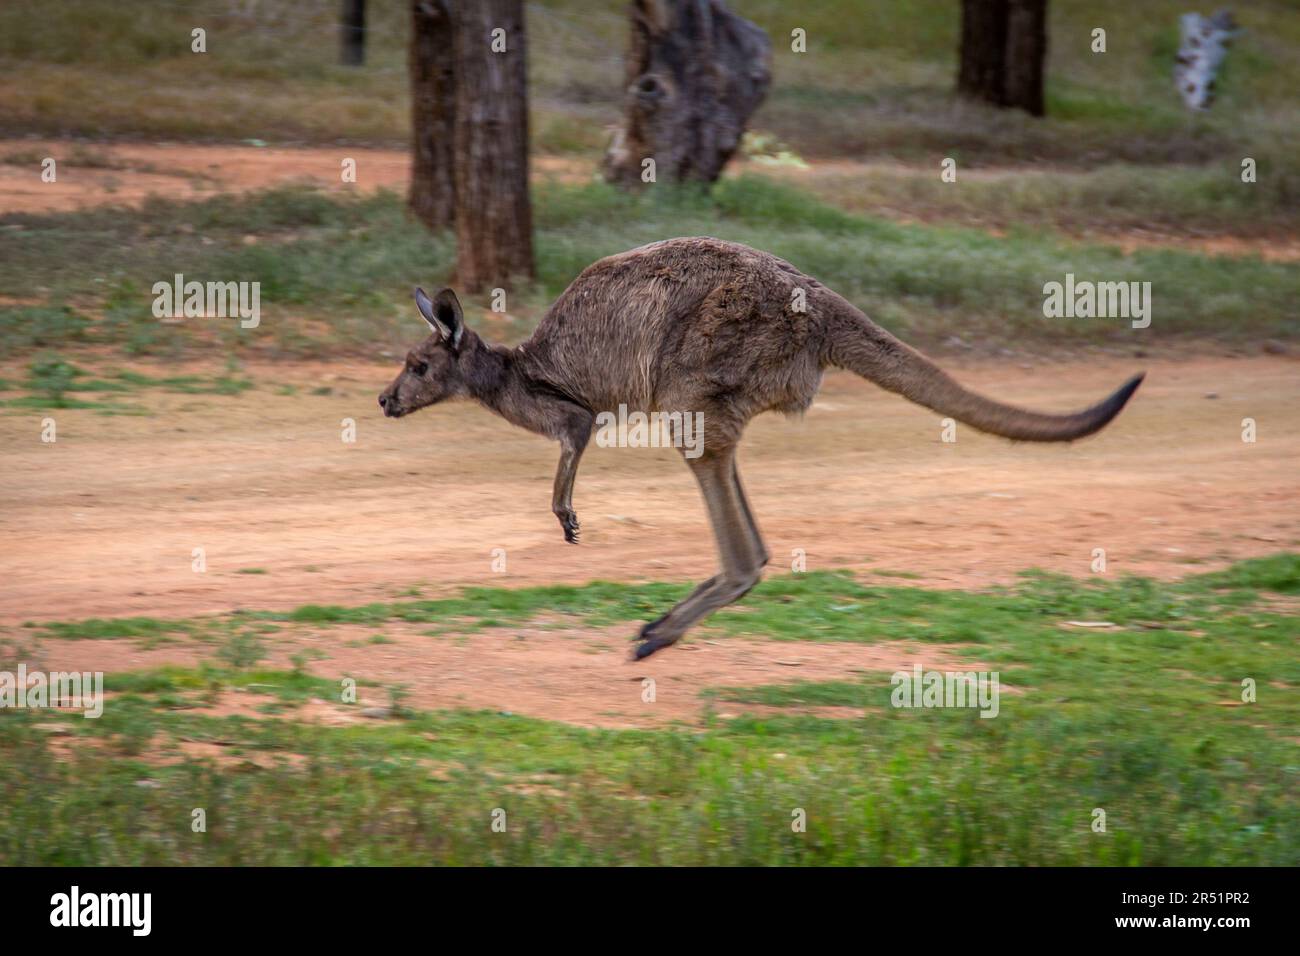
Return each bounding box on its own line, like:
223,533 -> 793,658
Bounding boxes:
380,237 -> 1143,658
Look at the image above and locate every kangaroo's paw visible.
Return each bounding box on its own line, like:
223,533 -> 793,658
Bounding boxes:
632,632 -> 679,660
556,510 -> 580,544
631,611 -> 670,641
630,576 -> 720,642
631,617 -> 682,659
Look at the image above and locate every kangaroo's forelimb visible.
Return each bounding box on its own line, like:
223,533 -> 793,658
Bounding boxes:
551,411 -> 592,544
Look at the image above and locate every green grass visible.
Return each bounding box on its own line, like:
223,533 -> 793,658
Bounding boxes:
2,178 -> 1295,364
3,555 -> 1295,864
0,305 -> 93,351
0,355 -> 254,412
29,615 -> 187,641
779,152 -> 1299,238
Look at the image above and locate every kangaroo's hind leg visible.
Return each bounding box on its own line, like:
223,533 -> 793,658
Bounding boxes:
634,445 -> 768,659
731,455 -> 770,568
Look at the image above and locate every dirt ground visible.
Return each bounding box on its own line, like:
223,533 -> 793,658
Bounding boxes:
24,620 -> 999,729
5,354 -> 1297,625
0,140 -> 587,214
2,355 -> 1297,724
3,140 -> 1297,727
4,139 -> 1297,261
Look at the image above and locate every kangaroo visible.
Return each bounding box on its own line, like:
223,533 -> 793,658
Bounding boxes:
379,237 -> 1143,659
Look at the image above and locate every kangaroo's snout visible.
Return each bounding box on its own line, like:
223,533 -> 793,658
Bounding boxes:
377,389 -> 403,417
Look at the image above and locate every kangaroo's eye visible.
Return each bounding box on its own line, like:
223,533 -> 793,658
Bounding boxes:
412,362 -> 428,376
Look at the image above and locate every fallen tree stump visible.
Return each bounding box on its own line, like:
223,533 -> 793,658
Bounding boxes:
603,0 -> 771,187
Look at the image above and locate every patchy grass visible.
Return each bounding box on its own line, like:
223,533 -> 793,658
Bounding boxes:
1,179 -> 1295,366
26,615 -> 187,641
0,355 -> 253,412
772,153 -> 1299,239
4,555 -> 1295,864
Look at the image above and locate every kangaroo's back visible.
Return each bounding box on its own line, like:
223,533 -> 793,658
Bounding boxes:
522,236 -> 1142,443
521,237 -> 824,414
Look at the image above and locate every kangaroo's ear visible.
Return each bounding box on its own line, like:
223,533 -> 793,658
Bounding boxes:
414,287 -> 464,350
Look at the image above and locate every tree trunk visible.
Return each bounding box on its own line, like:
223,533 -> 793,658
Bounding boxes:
957,0 -> 1047,117
957,0 -> 1009,105
408,0 -> 456,231
340,0 -> 366,66
1003,0 -> 1046,116
452,0 -> 534,291
604,0 -> 771,187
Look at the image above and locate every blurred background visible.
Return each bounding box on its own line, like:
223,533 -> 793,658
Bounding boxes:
1,0 -> 1296,358
0,1 -> 1295,866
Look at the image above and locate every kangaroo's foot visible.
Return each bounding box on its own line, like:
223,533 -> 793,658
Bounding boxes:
631,572 -> 759,660
555,508 -> 580,544
632,626 -> 680,660
632,607 -> 697,660
631,575 -> 719,642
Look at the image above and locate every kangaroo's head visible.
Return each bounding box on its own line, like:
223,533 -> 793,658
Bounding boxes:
378,287 -> 473,418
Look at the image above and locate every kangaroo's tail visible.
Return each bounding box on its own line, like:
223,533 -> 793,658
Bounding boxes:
824,301 -> 1143,442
